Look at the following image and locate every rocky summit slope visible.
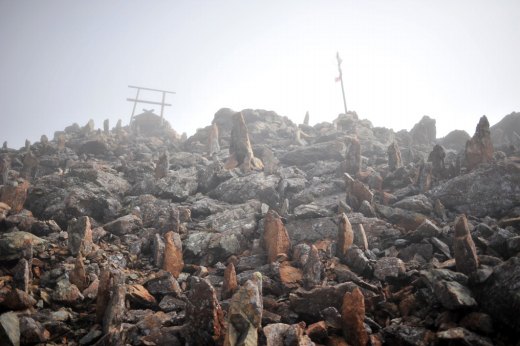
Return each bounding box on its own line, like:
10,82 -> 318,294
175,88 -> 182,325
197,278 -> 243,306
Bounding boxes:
1,109 -> 520,346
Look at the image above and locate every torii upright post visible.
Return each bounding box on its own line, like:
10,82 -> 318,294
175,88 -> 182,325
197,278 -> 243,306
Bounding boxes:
336,52 -> 348,115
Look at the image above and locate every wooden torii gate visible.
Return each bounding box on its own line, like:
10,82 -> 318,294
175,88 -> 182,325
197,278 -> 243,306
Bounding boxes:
127,85 -> 176,124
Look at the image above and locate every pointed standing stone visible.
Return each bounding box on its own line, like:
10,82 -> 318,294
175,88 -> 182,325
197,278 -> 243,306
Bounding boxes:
67,216 -> 93,256
0,179 -> 29,213
341,287 -> 368,346
428,144 -> 446,178
303,111 -> 310,126
0,154 -> 10,185
352,223 -> 368,251
454,214 -> 479,275
346,136 -> 361,176
208,123 -> 220,156
103,119 -> 110,134
465,116 -> 494,170
337,213 -> 354,259
263,209 -> 291,263
222,262 -> 238,300
13,259 -> 30,293
163,231 -> 184,278
387,142 -> 403,172
303,244 -> 322,289
102,271 -> 126,335
155,151 -> 169,179
69,253 -> 88,291
224,112 -> 263,172
96,269 -> 111,324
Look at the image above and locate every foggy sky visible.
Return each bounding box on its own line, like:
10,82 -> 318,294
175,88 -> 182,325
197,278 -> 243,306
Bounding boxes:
1,0 -> 519,148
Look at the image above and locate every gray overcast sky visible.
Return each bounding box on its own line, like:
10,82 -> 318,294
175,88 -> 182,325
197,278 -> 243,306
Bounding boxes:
1,0 -> 519,148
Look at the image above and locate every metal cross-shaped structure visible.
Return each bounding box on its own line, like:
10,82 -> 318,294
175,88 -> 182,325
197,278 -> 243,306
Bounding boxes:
127,85 -> 176,124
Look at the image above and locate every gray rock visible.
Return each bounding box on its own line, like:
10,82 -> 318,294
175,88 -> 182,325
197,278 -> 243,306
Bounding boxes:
102,214 -> 142,236
374,257 -> 406,281
280,140 -> 345,166
285,217 -> 337,243
209,172 -> 280,206
0,312 -> 20,346
0,231 -> 46,261
344,247 -> 371,275
393,194 -> 433,214
433,280 -> 477,309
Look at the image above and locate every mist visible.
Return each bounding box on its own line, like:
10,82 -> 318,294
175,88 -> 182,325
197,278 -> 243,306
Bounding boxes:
1,0 -> 519,148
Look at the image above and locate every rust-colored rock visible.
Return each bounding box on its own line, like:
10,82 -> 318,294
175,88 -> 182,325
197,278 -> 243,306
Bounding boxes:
102,271 -> 126,335
163,231 -> 184,278
208,123 -> 220,156
224,112 -> 263,172
341,287 -> 368,346
346,136 -> 361,176
263,209 -> 291,263
222,262 -> 238,300
69,253 -> 88,291
186,278 -> 225,345
387,142 -> 403,172
345,173 -> 373,211
465,116 -> 494,170
96,269 -> 111,323
67,216 -> 93,256
279,263 -> 303,289
127,284 -> 157,308
337,213 -> 354,259
0,179 -> 29,213
453,214 -> 479,275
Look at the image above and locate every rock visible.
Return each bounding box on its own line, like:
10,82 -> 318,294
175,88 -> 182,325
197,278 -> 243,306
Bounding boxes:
263,323 -> 311,346
19,317 -> 49,344
387,142 -> 403,172
143,271 -> 182,297
383,324 -> 435,346
410,115 -> 436,146
222,262 -> 238,300
337,213 -> 354,259
224,112 -> 263,172
0,179 -> 29,213
302,245 -> 322,289
281,140 -> 345,167
306,321 -> 328,343
185,278 -> 225,345
2,288 -> 36,310
0,312 -> 20,346
52,278 -> 83,305
373,257 -> 405,281
163,231 -> 184,278
428,144 -> 446,178
95,269 -> 111,323
345,173 -> 373,211
436,327 -> 493,346
152,233 -> 165,267
344,246 -> 371,275
0,231 -> 45,261
69,253 -> 88,291
453,214 -> 479,276
279,263 -> 303,289
409,219 -> 441,242
209,172 -> 280,206
474,257 -> 520,332
341,287 -> 368,346
376,204 -> 427,231
352,223 -> 368,251
465,116 -> 494,170
430,162 -> 520,218
208,123 -> 220,156
439,129 -> 471,151
127,284 -> 157,308
102,214 -> 142,236
224,272 -> 263,346
155,151 -> 169,179
417,162 -> 432,193
102,271 -> 126,334
12,259 -> 30,293
263,209 -> 291,263
433,280 -> 477,310
393,194 -> 433,215
67,216 -> 93,256
460,312 -> 494,335
345,136 -> 361,175
285,217 -> 338,244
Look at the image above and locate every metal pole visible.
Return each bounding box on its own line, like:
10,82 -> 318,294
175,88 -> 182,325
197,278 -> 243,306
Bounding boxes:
337,52 -> 348,114
130,88 -> 140,124
160,91 -> 166,123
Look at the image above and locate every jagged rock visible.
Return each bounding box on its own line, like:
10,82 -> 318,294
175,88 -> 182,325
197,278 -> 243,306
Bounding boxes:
376,204 -> 428,231
301,244 -> 322,289
131,167 -> 198,201
352,223 -> 368,251
67,216 -> 93,256
280,140 -> 345,166
127,284 -> 157,308
152,233 -> 165,267
208,123 -> 220,156
430,162 -> 520,218
3,288 -> 37,310
0,154 -> 10,185
436,327 -> 493,346
263,209 -> 291,263
102,214 -> 142,236
0,312 -> 20,346
465,116 -> 494,170
185,278 -> 225,345
373,257 -> 405,281
439,129 -> 471,151
102,271 -> 126,335
52,278 -> 83,305
383,324 -> 435,346
0,231 -> 45,261
474,257 -> 520,332
163,231 -> 184,278
209,172 -> 280,206
69,253 -> 88,291
12,259 -> 30,293
345,173 -> 373,211
433,280 -> 477,310
19,317 -> 49,344
409,219 -> 441,242
0,179 -> 29,213
460,312 -> 494,335
154,151 -> 169,179
278,263 -> 303,289
341,287 -> 368,346
393,194 -> 433,215
428,144 -> 446,178
410,115 -> 436,146
453,214 -> 479,276
345,136 -> 361,175
222,262 -> 238,300
224,112 -> 263,172
126,194 -> 178,232
263,323 -> 312,346
344,246 -> 371,275
387,142 -> 403,172
337,213 -> 354,259
224,272 -> 262,346
144,271 -> 182,297
417,162 -> 432,193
